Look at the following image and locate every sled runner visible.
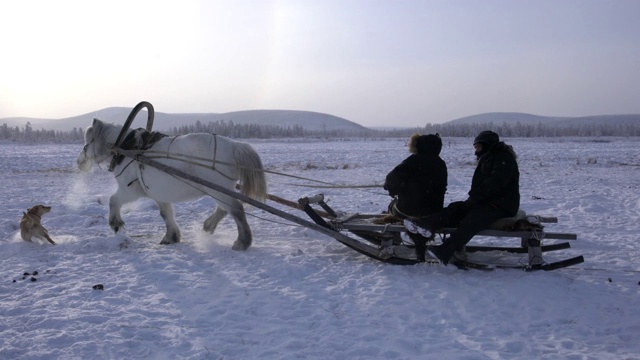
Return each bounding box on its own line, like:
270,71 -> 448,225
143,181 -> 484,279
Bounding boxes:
297,194 -> 584,270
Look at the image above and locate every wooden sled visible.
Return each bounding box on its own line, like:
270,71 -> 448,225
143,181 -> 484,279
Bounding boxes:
297,194 -> 585,271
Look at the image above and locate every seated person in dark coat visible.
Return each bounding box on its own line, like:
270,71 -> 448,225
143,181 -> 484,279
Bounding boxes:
383,133 -> 448,220
407,130 -> 520,266
380,133 -> 447,260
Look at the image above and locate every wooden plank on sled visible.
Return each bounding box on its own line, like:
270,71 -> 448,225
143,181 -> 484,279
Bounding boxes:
335,223 -> 577,241
339,213 -> 559,224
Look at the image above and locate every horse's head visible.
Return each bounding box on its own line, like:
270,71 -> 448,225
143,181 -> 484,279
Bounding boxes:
77,118 -> 115,171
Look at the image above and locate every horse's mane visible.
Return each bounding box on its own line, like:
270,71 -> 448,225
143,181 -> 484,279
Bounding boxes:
93,118 -> 167,151
90,119 -> 123,150
120,128 -> 167,151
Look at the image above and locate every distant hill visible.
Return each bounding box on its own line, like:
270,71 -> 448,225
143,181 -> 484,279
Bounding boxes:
1,108 -> 368,132
446,112 -> 640,127
4,109 -> 640,133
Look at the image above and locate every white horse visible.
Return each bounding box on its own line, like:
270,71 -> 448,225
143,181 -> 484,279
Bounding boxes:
77,118 -> 267,250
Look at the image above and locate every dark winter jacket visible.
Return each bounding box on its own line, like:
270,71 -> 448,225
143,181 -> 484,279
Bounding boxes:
384,134 -> 447,217
467,141 -> 520,216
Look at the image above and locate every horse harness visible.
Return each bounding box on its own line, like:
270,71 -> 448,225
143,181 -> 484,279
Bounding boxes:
108,130 -> 236,190
108,128 -> 168,173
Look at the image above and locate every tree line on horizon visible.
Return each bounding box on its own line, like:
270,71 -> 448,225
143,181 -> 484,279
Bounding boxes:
2,120 -> 639,143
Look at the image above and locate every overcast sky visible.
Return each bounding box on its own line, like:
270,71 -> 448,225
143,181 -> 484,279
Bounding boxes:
1,0 -> 639,127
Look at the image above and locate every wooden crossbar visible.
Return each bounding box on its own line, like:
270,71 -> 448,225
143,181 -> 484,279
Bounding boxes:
335,222 -> 577,241
340,213 -> 559,224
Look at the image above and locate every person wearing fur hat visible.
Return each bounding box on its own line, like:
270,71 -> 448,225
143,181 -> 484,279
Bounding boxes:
406,130 -> 520,266
381,133 -> 447,261
383,133 -> 447,220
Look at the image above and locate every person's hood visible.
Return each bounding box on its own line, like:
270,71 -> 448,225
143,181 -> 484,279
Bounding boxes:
409,133 -> 442,155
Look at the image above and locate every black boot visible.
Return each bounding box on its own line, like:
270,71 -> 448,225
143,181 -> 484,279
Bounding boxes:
408,233 -> 428,262
427,244 -> 469,269
426,245 -> 450,265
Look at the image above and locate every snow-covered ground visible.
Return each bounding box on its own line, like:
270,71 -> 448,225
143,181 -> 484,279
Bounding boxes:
1,137 -> 639,359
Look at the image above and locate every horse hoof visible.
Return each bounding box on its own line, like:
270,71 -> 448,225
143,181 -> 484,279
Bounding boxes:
202,227 -> 214,234
160,233 -> 180,244
160,239 -> 179,245
110,221 -> 125,234
203,222 -> 214,233
232,241 -> 251,251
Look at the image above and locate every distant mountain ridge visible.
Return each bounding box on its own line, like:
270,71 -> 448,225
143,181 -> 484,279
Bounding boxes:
3,109 -> 640,132
446,112 -> 640,127
0,108 -> 368,132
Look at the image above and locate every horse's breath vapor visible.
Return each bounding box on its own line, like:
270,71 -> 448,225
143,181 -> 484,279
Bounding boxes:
64,172 -> 95,211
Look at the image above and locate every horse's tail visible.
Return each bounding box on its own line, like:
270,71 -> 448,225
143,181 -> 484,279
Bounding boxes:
233,142 -> 268,203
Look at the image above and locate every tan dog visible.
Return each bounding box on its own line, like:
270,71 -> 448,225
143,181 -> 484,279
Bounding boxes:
20,205 -> 56,245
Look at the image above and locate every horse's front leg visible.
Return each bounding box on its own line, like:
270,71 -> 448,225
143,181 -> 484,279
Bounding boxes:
157,202 -> 181,244
108,193 -> 126,234
108,185 -> 142,234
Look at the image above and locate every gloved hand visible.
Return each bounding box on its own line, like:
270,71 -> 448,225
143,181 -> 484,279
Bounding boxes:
383,173 -> 403,197
465,194 -> 488,207
448,200 -> 470,212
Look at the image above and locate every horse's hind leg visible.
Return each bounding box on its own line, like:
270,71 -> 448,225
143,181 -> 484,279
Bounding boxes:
157,201 -> 181,244
229,200 -> 253,251
203,207 -> 228,234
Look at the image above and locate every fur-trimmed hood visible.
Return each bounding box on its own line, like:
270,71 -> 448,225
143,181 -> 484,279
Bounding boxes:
408,133 -> 442,156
